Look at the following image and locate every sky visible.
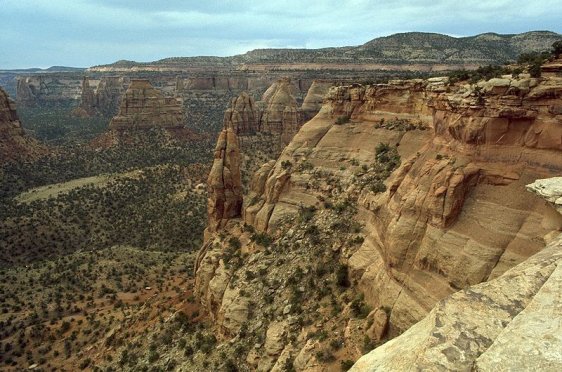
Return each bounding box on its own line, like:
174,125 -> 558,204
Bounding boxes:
1,0 -> 561,69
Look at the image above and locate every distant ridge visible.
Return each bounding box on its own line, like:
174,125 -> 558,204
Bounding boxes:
92,31 -> 561,70
0,66 -> 84,73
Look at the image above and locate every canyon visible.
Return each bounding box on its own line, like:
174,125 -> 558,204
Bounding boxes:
194,61 -> 562,370
6,31 -> 559,136
1,30 -> 561,372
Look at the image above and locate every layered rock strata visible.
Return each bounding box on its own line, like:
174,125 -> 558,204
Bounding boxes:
301,80 -> 333,121
224,78 -> 328,144
195,74 -> 562,370
16,75 -> 82,107
259,78 -> 304,144
223,92 -> 259,135
352,178 -> 562,371
242,74 -> 562,334
0,87 -> 46,163
109,79 -> 183,130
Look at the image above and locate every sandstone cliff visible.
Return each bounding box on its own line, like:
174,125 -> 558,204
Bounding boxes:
74,76 -> 126,117
301,81 -> 332,121
352,178 -> 562,371
259,77 -> 304,145
223,78 -> 328,145
0,87 -> 46,163
223,92 -> 260,135
206,125 -> 243,234
16,74 -> 83,107
244,74 -> 562,334
109,79 -> 183,130
91,79 -> 196,147
194,73 -> 562,370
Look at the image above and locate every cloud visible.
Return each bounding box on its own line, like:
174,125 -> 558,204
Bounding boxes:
0,0 -> 561,68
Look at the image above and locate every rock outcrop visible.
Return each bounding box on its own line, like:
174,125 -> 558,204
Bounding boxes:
527,177 -> 562,216
224,78 -> 326,145
91,79 -> 196,147
241,74 -> 562,335
0,87 -> 46,163
74,76 -> 125,117
259,78 -> 305,144
352,179 -> 562,371
72,77 -> 97,117
109,79 -> 183,130
352,235 -> 562,371
206,125 -> 243,234
194,74 -> 562,371
16,75 -> 82,107
223,92 -> 259,135
301,80 -> 333,121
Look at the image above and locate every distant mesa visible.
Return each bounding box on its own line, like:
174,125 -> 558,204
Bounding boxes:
89,31 -> 562,72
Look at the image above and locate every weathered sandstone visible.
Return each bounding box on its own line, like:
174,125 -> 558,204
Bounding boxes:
206,125 -> 243,234
0,87 -> 46,163
242,75 -> 562,335
259,77 -> 305,144
223,92 -> 259,135
195,74 -> 562,371
352,179 -> 562,371
109,79 -> 183,130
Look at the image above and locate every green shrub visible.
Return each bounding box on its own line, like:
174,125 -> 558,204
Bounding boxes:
335,115 -> 351,125
298,206 -> 316,223
281,160 -> 292,170
351,295 -> 371,319
553,40 -> 562,58
336,264 -> 350,287
228,237 -> 241,250
251,232 -> 273,247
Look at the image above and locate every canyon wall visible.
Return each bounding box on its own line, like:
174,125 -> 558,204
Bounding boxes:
91,79 -> 196,147
16,74 -> 83,107
245,74 -> 562,334
73,75 -> 124,117
0,87 -> 46,163
194,72 -> 562,370
352,177 -> 562,371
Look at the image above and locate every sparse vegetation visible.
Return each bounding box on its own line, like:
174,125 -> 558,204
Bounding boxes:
375,117 -> 426,131
335,115 -> 351,125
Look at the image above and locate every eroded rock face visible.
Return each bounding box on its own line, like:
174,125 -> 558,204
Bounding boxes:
527,177 -> 562,215
73,77 -> 97,117
0,87 -> 46,164
351,232 -> 562,371
207,126 -> 243,234
260,77 -> 305,144
242,75 -> 562,335
195,75 -> 562,371
301,80 -> 332,121
95,76 -> 125,117
224,78 -> 325,144
109,79 -> 184,130
16,75 -> 82,107
223,92 -> 259,135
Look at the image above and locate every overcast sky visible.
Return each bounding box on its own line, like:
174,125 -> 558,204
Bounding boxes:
1,0 -> 561,69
